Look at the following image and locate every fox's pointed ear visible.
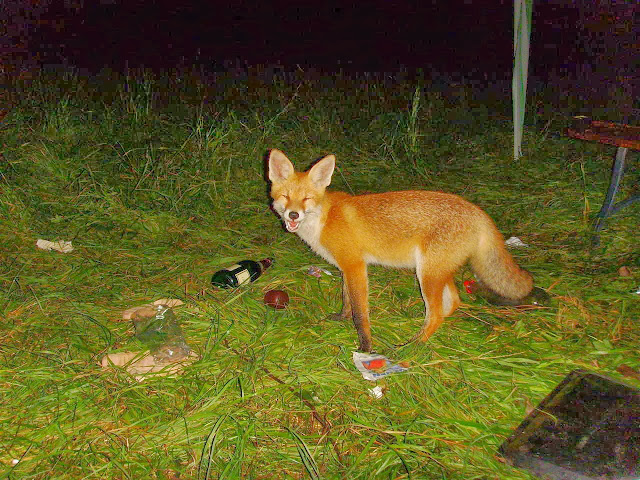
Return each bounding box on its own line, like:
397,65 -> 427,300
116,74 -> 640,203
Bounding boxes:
309,154 -> 335,189
268,149 -> 295,182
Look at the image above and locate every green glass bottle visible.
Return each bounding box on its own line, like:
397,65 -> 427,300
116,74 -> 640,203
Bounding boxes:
211,258 -> 274,288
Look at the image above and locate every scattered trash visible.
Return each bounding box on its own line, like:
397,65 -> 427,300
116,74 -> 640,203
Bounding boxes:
464,279 -> 476,294
101,350 -> 198,382
353,352 -> 408,381
505,236 -> 529,248
133,305 -> 191,363
36,238 -> 74,253
102,303 -> 197,381
307,265 -> 333,277
368,385 -> 384,399
263,289 -> 289,309
121,298 -> 184,320
211,258 -> 274,288
618,266 -> 632,277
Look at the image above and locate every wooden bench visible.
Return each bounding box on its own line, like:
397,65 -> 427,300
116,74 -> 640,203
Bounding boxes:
567,119 -> 639,243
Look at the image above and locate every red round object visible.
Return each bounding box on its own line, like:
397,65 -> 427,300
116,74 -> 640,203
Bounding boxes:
263,289 -> 289,309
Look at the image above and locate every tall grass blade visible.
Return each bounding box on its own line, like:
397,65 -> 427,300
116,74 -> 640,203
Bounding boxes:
198,415 -> 229,480
288,427 -> 320,480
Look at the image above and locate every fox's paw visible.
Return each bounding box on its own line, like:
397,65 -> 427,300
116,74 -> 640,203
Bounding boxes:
328,312 -> 350,322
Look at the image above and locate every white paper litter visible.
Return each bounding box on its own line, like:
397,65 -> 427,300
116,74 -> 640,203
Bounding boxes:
368,386 -> 384,399
505,236 -> 529,248
36,239 -> 74,253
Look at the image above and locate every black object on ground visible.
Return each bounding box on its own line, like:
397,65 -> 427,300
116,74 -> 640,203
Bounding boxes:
499,369 -> 639,480
211,258 -> 274,288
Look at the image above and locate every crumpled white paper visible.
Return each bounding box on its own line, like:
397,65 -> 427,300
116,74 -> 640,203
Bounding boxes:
368,385 -> 384,399
505,236 -> 529,248
36,239 -> 74,253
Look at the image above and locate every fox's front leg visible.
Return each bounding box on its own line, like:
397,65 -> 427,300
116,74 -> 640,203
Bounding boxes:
340,261 -> 372,352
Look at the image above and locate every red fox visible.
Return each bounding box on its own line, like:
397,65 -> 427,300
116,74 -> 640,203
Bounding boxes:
267,149 -> 534,352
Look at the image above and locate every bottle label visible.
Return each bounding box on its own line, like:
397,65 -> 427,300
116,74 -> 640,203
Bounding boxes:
234,269 -> 251,285
225,264 -> 252,285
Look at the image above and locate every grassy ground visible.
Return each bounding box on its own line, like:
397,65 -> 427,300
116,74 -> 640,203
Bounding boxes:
1,68 -> 638,479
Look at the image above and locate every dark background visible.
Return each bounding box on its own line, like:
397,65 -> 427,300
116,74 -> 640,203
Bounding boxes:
2,1 -> 634,76
1,0 -> 637,114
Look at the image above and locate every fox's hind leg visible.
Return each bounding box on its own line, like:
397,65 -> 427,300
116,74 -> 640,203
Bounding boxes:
442,279 -> 460,317
415,275 -> 448,342
414,253 -> 457,342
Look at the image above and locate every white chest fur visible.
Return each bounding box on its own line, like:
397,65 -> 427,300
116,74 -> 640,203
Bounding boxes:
295,215 -> 337,266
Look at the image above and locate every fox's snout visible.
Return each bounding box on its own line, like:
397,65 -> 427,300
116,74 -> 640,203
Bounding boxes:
282,208 -> 302,232
272,194 -> 313,233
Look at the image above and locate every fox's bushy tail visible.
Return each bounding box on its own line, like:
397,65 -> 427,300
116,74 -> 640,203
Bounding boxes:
470,222 -> 533,300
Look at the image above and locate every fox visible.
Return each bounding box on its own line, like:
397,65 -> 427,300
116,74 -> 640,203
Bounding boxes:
267,149 -> 535,352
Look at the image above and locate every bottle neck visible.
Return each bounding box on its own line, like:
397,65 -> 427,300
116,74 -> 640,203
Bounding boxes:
259,258 -> 274,272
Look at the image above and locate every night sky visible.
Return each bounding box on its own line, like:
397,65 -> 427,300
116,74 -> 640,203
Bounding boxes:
3,0 -> 636,80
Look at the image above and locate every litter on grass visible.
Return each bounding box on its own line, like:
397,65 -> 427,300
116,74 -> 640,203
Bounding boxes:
101,300 -> 197,381
353,352 -> 408,381
133,305 -> 191,363
618,266 -> 632,277
505,236 -> 529,248
36,238 -> 74,253
101,350 -> 198,382
368,385 -> 384,399
121,298 -> 184,320
307,265 -> 333,277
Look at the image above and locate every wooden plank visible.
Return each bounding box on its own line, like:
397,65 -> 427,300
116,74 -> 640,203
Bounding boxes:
567,120 -> 640,150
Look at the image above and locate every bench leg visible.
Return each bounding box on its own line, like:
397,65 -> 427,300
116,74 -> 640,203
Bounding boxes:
594,147 -> 628,233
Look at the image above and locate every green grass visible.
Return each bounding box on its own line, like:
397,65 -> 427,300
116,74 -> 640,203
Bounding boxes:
1,68 -> 638,479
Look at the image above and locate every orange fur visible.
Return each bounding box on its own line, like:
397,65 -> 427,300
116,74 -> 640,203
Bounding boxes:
268,149 -> 533,352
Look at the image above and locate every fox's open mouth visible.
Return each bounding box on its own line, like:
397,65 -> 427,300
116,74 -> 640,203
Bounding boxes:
285,219 -> 300,232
